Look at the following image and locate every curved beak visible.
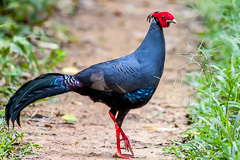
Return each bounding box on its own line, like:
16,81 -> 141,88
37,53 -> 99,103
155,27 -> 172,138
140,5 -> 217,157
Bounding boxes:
172,19 -> 177,24
167,19 -> 177,24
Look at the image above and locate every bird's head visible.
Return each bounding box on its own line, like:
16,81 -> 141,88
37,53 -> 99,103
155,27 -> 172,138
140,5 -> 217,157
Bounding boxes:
147,11 -> 177,28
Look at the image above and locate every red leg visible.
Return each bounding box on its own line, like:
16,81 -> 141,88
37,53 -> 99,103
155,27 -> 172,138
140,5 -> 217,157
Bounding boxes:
119,128 -> 134,155
109,112 -> 134,159
109,111 -> 116,122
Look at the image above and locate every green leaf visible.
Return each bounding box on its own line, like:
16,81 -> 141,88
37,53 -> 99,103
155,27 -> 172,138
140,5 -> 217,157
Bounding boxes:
10,43 -> 24,56
1,46 -> 10,58
62,114 -> 77,122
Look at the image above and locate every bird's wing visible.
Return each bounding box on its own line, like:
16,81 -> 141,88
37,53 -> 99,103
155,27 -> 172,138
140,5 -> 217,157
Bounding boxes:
75,57 -> 141,93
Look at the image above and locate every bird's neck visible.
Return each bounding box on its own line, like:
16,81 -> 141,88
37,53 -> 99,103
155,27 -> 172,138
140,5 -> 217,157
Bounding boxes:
134,19 -> 165,64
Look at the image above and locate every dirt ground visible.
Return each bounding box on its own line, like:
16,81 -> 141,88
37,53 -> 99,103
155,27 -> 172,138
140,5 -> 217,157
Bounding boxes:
16,0 -> 199,159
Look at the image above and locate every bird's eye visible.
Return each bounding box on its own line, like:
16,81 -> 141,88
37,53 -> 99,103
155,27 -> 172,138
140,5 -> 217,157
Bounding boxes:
162,16 -> 165,19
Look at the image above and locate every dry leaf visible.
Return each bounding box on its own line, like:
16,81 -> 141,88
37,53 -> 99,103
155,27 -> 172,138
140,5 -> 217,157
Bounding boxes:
72,101 -> 83,105
61,66 -> 79,74
38,42 -> 59,49
0,78 -> 6,87
143,126 -> 178,131
44,123 -> 52,128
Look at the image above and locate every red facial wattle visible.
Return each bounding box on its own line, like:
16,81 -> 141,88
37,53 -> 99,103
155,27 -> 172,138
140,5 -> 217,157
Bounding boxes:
152,12 -> 177,28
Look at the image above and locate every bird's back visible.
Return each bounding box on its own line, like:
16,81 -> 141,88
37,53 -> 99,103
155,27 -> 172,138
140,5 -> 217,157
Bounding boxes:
73,19 -> 165,110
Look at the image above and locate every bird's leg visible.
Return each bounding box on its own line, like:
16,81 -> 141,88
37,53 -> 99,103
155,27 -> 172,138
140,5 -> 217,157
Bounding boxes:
118,127 -> 133,154
109,108 -> 117,122
109,109 -> 134,156
109,109 -> 134,159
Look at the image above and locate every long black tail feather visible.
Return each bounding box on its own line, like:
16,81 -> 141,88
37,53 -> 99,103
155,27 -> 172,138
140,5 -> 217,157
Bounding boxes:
5,73 -> 81,127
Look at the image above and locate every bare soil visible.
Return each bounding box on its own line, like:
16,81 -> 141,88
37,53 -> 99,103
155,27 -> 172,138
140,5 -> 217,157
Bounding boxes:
16,0 -> 199,159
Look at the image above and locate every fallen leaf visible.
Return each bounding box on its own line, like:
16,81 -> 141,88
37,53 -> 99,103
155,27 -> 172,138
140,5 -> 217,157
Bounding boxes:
38,41 -> 59,50
62,114 -> 77,122
61,66 -> 79,74
185,130 -> 200,136
0,78 -> 6,87
143,126 -> 158,130
143,126 -> 178,131
44,123 -> 52,128
72,101 -> 83,105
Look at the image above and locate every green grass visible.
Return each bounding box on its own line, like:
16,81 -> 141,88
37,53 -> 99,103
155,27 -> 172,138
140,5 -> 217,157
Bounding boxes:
0,110 -> 41,159
165,0 -> 240,159
0,0 -> 68,104
0,0 -> 73,158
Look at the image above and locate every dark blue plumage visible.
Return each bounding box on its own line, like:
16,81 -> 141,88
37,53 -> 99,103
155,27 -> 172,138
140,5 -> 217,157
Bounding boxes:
124,87 -> 155,103
75,18 -> 165,94
5,73 -> 77,126
5,11 -> 177,158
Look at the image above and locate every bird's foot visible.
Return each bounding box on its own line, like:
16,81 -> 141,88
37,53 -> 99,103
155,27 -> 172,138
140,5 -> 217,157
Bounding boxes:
119,128 -> 134,156
113,152 -> 134,159
109,111 -> 134,158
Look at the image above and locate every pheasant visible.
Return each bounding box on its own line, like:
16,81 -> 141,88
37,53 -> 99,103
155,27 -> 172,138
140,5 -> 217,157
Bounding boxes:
5,11 -> 177,159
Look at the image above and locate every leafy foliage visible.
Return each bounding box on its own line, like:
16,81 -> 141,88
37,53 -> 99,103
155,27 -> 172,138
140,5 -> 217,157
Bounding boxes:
0,0 -> 67,104
0,110 -> 41,159
0,0 -> 70,158
166,0 -> 240,159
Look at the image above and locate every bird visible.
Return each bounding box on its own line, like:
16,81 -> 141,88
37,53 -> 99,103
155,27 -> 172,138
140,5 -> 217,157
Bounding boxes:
5,11 -> 177,159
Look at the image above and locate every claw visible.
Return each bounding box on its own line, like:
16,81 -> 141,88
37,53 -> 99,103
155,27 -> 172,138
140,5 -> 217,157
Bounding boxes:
114,124 -> 134,158
113,152 -> 134,159
119,128 -> 134,155
109,111 -> 134,158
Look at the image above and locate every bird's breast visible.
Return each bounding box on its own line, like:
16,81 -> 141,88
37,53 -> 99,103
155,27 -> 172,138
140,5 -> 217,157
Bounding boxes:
123,87 -> 155,106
